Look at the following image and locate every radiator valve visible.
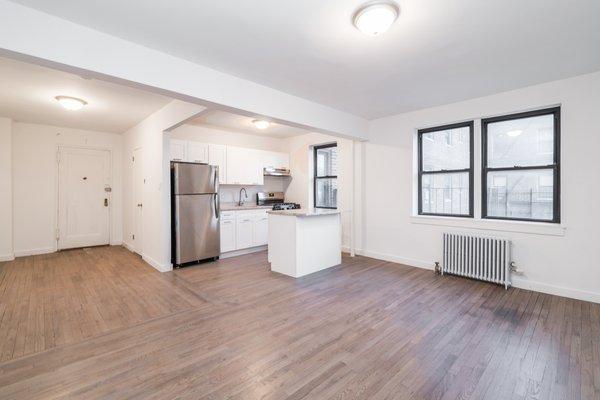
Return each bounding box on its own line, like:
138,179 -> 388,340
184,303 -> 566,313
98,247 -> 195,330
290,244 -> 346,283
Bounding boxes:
434,262 -> 441,274
510,261 -> 522,274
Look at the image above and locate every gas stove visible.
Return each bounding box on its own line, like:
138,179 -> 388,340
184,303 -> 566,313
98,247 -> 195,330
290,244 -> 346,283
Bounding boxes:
272,202 -> 301,211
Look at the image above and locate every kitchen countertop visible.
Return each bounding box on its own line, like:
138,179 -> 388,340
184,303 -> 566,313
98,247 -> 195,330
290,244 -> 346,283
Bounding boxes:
220,203 -> 273,211
266,208 -> 341,217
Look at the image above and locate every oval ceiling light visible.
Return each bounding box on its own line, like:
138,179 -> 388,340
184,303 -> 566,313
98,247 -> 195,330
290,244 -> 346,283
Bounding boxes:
55,95 -> 87,111
252,119 -> 271,130
353,2 -> 399,36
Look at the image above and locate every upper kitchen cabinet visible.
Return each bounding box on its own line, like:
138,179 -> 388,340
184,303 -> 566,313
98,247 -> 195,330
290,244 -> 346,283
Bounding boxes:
170,139 -> 187,161
208,144 -> 227,184
226,146 -> 264,185
262,151 -> 289,170
187,142 -> 209,163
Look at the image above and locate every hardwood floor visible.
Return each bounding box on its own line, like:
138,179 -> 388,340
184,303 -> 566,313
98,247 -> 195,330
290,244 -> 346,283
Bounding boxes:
0,246 -> 598,399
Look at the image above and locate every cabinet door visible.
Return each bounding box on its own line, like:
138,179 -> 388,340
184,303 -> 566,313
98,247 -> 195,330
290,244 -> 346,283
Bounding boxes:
226,146 -> 263,185
220,219 -> 236,253
262,151 -> 290,170
170,139 -> 187,161
253,214 -> 268,246
236,217 -> 254,249
247,149 -> 264,186
208,144 -> 227,184
187,142 -> 209,163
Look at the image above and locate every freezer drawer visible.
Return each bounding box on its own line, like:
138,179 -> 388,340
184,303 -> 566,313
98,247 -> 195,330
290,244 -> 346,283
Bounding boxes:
173,193 -> 220,264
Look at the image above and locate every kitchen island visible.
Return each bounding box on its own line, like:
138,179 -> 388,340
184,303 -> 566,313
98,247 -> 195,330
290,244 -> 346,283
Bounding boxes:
267,208 -> 341,278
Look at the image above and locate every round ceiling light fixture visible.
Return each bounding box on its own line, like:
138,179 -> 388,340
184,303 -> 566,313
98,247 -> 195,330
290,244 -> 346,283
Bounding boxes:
252,119 -> 271,130
55,95 -> 87,111
353,2 -> 399,36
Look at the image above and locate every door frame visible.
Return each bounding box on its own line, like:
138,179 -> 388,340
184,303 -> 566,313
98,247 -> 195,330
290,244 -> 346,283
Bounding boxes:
132,146 -> 144,255
55,145 -> 113,251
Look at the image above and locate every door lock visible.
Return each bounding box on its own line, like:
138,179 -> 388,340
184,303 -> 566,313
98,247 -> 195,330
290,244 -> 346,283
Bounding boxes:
104,198 -> 109,207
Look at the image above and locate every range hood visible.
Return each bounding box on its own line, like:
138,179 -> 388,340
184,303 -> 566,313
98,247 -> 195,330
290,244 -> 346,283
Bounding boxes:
263,167 -> 291,177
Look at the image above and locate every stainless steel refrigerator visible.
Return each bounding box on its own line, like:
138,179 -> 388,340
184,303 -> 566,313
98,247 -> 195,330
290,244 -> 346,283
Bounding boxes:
171,162 -> 220,267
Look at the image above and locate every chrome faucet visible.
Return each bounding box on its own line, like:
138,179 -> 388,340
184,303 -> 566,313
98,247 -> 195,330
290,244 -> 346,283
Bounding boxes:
238,187 -> 248,206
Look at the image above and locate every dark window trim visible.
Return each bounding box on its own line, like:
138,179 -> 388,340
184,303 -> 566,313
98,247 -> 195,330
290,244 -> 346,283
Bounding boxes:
313,143 -> 338,209
418,121 -> 474,218
481,106 -> 561,223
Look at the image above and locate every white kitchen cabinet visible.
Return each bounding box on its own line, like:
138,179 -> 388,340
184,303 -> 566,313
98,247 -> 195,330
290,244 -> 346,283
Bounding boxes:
262,151 -> 290,170
187,142 -> 209,163
208,144 -> 227,184
170,139 -> 187,161
226,146 -> 264,185
236,214 -> 254,249
219,218 -> 236,253
253,212 -> 269,246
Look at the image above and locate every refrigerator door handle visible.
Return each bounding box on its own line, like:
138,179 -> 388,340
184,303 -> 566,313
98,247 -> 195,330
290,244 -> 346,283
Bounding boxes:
214,194 -> 220,219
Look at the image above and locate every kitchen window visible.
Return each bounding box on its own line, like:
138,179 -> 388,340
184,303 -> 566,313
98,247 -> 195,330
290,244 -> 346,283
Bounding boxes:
418,121 -> 474,217
314,143 -> 338,209
482,107 -> 560,223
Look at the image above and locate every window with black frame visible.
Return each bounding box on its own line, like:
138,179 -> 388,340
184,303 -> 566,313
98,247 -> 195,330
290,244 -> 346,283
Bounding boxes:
313,143 -> 338,209
482,107 -> 560,223
418,121 -> 474,217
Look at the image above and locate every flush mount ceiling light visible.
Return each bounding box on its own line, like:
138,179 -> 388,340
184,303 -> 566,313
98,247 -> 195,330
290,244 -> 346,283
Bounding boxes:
252,119 -> 271,130
55,95 -> 87,111
506,129 -> 523,137
353,2 -> 399,36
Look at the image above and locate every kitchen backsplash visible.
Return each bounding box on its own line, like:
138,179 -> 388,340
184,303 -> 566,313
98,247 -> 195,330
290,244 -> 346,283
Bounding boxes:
219,176 -> 290,204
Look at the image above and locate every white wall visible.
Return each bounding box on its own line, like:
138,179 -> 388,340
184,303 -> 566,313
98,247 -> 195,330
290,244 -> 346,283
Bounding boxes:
0,0 -> 369,141
364,71 -> 600,303
0,117 -> 12,260
11,122 -> 123,256
122,100 -> 205,271
284,133 -> 362,250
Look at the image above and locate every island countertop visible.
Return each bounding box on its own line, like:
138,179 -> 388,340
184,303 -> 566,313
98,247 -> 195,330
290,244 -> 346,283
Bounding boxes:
266,208 -> 341,217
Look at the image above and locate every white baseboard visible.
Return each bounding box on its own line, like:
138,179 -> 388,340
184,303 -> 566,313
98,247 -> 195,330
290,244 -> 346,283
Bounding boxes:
13,247 -> 55,257
142,253 -> 172,273
512,277 -> 600,304
356,249 -> 434,270
122,241 -> 135,252
220,245 -> 267,259
359,249 -> 600,304
0,253 -> 15,262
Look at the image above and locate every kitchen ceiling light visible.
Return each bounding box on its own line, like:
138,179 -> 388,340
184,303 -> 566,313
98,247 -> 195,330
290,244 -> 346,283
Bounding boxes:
252,119 -> 270,130
506,129 -> 523,137
55,96 -> 87,111
353,2 -> 399,36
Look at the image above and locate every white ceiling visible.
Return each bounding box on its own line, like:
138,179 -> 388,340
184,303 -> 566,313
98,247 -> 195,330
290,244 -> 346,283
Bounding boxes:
0,56 -> 171,133
10,0 -> 600,119
189,110 -> 312,138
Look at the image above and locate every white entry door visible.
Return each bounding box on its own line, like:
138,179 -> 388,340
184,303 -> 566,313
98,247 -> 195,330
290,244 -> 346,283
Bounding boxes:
58,147 -> 111,250
133,147 -> 144,255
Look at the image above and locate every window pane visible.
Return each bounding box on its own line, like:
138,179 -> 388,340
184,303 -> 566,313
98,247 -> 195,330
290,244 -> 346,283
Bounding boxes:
315,178 -> 337,208
421,172 -> 470,215
421,126 -> 470,171
486,169 -> 554,221
316,146 -> 338,176
487,114 -> 554,168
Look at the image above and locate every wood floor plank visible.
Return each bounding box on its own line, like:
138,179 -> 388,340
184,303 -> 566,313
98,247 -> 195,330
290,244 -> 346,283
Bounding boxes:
0,246 -> 598,399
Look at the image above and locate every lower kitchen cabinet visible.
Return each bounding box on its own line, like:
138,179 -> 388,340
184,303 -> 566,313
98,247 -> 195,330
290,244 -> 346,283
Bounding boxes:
219,209 -> 269,253
219,218 -> 236,252
236,216 -> 254,249
253,214 -> 268,246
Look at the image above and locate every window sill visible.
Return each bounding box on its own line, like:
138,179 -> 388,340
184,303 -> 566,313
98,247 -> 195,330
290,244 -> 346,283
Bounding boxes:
410,215 -> 566,237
